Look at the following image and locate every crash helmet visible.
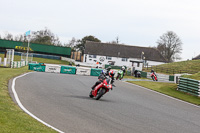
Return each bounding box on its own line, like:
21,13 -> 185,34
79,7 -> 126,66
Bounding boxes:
151,69 -> 154,73
109,70 -> 115,77
122,66 -> 125,70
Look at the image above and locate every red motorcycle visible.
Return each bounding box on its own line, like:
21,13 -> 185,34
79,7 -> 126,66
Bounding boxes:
151,72 -> 158,81
89,77 -> 113,100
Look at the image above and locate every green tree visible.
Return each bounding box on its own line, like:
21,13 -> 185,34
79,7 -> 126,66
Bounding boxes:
157,31 -> 182,62
76,35 -> 101,54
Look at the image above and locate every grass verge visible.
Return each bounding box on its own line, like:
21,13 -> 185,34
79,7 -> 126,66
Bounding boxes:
124,75 -> 148,80
0,67 -> 58,132
182,72 -> 200,81
127,81 -> 200,105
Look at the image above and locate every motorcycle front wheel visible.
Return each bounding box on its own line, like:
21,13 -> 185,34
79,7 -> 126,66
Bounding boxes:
89,90 -> 94,98
96,88 -> 106,100
152,76 -> 155,81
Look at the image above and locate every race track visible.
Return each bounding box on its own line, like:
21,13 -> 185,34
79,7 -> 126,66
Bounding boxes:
13,72 -> 200,133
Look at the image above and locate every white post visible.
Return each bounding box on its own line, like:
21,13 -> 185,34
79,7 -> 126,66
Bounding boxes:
0,57 -> 1,65
4,58 -> 7,66
11,49 -> 14,62
26,39 -> 30,62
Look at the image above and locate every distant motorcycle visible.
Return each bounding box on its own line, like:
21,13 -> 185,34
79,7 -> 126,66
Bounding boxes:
116,70 -> 124,80
151,73 -> 158,81
89,76 -> 114,100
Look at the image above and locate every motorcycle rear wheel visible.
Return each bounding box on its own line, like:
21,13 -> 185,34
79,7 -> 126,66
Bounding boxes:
96,88 -> 106,100
116,75 -> 119,80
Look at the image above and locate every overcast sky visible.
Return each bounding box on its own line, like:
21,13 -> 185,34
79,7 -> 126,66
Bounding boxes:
0,0 -> 200,61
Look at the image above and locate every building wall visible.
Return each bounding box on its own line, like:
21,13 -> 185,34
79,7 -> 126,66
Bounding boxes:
83,54 -> 142,70
83,54 -> 165,70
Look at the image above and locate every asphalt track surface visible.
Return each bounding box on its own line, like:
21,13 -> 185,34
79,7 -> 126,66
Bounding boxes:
12,72 -> 200,133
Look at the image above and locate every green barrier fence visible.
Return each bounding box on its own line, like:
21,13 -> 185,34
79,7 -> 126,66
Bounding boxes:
139,71 -> 147,78
105,64 -> 127,70
126,70 -> 131,76
90,68 -> 103,76
178,77 -> 200,97
0,39 -> 71,57
169,75 -> 174,81
29,63 -> 45,72
60,66 -> 76,74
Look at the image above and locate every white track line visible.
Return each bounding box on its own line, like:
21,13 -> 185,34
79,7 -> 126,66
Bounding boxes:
12,72 -> 65,133
123,81 -> 200,108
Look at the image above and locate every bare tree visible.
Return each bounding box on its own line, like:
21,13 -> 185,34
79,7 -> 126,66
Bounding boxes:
14,34 -> 25,42
31,27 -> 62,46
4,32 -> 13,40
107,36 -> 120,44
64,37 -> 78,51
157,31 -> 182,62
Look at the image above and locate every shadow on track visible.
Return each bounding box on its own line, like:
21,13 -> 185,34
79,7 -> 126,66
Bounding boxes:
68,95 -> 115,102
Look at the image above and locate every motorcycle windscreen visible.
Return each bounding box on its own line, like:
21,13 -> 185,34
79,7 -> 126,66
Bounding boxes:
105,78 -> 111,84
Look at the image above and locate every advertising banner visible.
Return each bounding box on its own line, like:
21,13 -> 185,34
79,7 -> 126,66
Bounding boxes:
60,66 -> 76,74
45,64 -> 61,73
76,67 -> 91,76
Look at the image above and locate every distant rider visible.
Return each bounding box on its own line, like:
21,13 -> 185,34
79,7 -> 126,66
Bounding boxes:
121,66 -> 126,76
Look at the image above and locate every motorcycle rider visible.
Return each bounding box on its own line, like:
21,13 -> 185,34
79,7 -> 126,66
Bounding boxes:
151,69 -> 155,74
91,68 -> 115,90
151,69 -> 158,80
105,66 -> 112,75
121,66 -> 126,76
108,70 -> 115,84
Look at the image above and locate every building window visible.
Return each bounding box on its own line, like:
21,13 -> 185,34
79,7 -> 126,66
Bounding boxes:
106,56 -> 112,60
89,55 -> 96,58
121,58 -> 128,62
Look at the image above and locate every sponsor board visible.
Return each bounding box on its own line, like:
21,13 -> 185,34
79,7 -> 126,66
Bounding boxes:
45,65 -> 61,73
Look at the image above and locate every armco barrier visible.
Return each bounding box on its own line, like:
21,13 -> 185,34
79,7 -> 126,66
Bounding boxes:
178,77 -> 200,97
76,67 -> 91,76
90,68 -> 103,76
60,66 -> 76,74
11,61 -> 28,68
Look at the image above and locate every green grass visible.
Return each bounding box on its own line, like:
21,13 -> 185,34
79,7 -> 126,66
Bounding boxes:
128,81 -> 200,105
33,56 -> 70,65
124,75 -> 148,80
143,59 -> 200,75
0,54 -> 71,132
0,67 -> 57,133
181,72 -> 200,81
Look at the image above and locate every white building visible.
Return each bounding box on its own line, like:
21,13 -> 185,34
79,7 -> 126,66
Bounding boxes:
83,41 -> 167,70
